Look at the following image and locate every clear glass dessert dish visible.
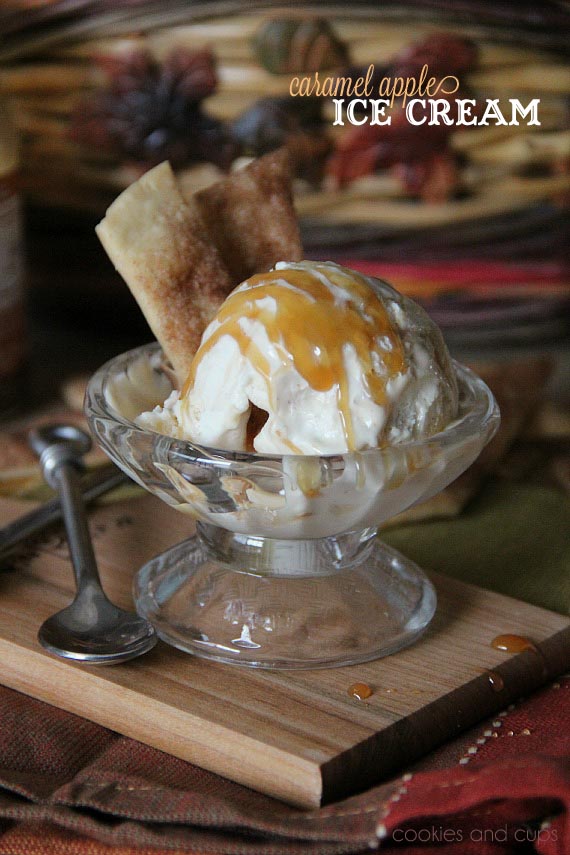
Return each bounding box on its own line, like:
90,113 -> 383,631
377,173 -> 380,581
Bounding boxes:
85,343 -> 499,669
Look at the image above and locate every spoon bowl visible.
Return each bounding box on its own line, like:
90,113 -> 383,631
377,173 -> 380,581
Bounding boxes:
39,587 -> 158,664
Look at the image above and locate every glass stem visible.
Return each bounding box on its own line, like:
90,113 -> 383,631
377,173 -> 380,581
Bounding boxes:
196,522 -> 378,577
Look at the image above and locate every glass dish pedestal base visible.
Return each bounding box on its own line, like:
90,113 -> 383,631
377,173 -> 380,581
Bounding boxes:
134,522 -> 437,669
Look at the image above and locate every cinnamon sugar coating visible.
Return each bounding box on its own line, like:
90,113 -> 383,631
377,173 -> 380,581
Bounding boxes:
97,149 -> 302,384
96,162 -> 231,382
194,149 -> 303,284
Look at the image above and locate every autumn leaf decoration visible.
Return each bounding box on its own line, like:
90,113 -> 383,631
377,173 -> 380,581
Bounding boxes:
327,34 -> 479,203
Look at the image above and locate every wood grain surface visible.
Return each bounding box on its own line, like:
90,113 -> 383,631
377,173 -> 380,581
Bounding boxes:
0,493 -> 568,809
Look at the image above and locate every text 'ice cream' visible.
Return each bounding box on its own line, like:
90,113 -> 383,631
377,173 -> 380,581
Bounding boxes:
137,261 -> 459,454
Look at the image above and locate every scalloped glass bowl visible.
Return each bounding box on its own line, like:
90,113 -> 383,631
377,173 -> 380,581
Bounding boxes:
86,343 -> 499,669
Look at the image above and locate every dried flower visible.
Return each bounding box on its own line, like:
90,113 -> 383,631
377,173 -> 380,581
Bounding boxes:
70,47 -> 235,169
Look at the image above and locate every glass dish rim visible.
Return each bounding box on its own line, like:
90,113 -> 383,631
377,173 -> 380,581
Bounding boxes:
85,341 -> 500,465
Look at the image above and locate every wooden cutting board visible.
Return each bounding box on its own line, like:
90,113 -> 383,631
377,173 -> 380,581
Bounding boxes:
0,493 -> 568,809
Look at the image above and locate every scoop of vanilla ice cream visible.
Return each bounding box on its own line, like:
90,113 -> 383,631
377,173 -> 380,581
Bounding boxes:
137,261 -> 458,454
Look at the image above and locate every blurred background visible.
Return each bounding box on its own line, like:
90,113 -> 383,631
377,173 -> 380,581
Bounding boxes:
0,0 -> 568,420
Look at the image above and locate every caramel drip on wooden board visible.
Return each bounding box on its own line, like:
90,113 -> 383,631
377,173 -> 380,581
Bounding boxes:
348,682 -> 373,700
491,634 -> 537,654
485,670 -> 505,692
183,266 -> 406,450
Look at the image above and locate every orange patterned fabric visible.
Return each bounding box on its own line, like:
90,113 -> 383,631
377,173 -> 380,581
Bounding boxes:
0,680 -> 568,853
0,822 -> 204,854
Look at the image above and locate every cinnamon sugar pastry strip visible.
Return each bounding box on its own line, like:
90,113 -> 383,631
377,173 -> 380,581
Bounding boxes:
96,161 -> 232,382
194,149 -> 303,284
97,150 -> 303,383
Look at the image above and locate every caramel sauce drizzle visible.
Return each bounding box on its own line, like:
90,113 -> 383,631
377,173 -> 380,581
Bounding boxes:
485,670 -> 505,692
348,682 -> 373,700
491,634 -> 537,654
183,265 -> 406,451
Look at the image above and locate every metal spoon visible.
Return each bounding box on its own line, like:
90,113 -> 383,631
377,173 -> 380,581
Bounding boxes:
29,424 -> 157,664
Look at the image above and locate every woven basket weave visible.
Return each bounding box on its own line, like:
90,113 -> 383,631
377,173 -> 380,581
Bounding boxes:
1,1 -> 568,263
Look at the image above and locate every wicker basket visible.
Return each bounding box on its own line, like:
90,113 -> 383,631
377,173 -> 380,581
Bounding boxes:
1,1 -> 569,268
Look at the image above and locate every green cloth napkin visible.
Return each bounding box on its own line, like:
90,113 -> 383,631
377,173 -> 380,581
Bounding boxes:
383,480 -> 570,616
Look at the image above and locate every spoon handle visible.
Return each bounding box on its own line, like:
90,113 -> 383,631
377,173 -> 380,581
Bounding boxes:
54,461 -> 104,593
0,464 -> 127,561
